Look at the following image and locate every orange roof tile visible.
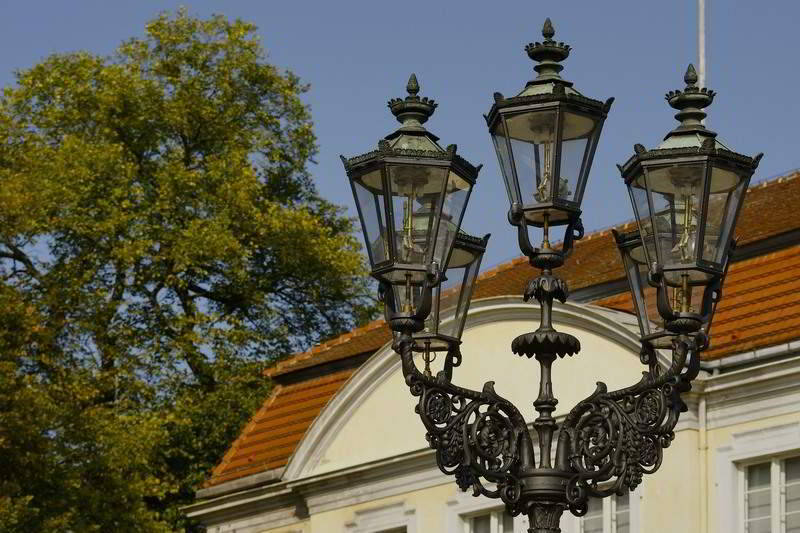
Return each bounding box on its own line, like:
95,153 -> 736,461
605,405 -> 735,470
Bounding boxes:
207,172 -> 800,490
206,369 -> 354,487
593,244 -> 800,360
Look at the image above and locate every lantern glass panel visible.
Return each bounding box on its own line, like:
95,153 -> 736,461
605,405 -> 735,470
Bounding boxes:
351,169 -> 389,267
644,163 -> 708,284
393,282 -> 425,317
703,165 -> 747,265
388,164 -> 448,268
434,172 -> 472,268
623,238 -> 706,346
629,174 -> 657,267
492,120 -> 518,205
504,110 -> 558,206
620,240 -> 658,339
558,111 -> 599,204
444,248 -> 483,341
421,238 -> 484,350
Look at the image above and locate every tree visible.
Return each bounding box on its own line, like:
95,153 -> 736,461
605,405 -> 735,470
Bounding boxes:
0,10 -> 375,531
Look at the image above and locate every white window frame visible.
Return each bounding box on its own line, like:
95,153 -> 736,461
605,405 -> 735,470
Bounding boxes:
739,455 -> 800,533
714,422 -> 800,533
344,502 -> 417,533
562,488 -> 641,533
446,491 -> 522,533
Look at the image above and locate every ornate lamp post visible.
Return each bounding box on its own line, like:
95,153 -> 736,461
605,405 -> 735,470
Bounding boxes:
343,19 -> 762,533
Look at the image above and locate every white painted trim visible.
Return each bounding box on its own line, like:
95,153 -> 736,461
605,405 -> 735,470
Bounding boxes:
344,501 -> 417,533
445,490 -> 522,533
702,358 -> 800,429
714,422 -> 800,533
285,296 -> 647,480
700,341 -> 800,371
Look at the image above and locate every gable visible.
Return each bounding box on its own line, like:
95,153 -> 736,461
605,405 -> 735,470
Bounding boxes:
285,297 -> 646,479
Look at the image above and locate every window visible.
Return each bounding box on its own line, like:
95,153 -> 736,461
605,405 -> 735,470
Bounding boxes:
344,502 -> 416,533
466,508 -> 515,533
579,494 -> 630,533
743,456 -> 800,533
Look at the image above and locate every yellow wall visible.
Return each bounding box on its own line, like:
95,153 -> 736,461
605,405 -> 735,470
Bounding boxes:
312,316 -> 645,476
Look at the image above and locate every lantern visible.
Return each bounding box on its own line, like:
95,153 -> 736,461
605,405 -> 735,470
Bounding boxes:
342,74 -> 481,318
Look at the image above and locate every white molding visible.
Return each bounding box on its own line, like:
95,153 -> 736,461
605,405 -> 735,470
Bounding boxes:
344,501 -> 417,533
714,422 -> 800,533
285,296 -> 648,481
702,358 -> 800,429
445,490 -> 522,533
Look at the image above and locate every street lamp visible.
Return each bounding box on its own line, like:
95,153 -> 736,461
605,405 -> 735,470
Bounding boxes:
341,74 -> 481,331
618,63 -> 762,335
344,19 -> 762,533
485,17 -> 612,263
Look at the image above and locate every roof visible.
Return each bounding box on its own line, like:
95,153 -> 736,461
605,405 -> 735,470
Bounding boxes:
206,171 -> 800,489
595,243 -> 800,360
207,369 -> 355,488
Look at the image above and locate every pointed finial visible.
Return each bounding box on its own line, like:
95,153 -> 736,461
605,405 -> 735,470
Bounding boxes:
406,73 -> 420,96
526,18 -> 570,82
684,64 -> 698,86
388,73 -> 437,127
663,63 -> 716,138
542,18 -> 555,40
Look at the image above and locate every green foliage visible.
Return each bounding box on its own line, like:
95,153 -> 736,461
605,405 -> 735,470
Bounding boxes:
0,10 -> 375,531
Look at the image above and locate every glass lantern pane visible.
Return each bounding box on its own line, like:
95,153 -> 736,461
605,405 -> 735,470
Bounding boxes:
449,255 -> 482,341
491,120 -> 519,205
433,264 -> 467,340
557,111 -> 598,204
393,280 -> 425,316
423,283 -> 443,338
389,164 -> 448,266
703,165 -> 747,266
644,163 -> 707,284
352,170 -> 389,267
621,241 -> 653,338
504,111 -> 557,206
629,178 -> 657,267
432,172 -> 471,269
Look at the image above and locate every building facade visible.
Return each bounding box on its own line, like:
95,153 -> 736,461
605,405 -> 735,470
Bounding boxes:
186,173 -> 800,533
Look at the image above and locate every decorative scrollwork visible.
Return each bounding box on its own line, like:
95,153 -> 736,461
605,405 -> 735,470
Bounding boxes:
558,337 -> 693,514
395,334 -> 533,512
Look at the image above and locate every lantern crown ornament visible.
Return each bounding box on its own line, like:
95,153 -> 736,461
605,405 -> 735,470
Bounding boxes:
619,65 -> 762,334
341,74 -> 481,333
485,19 -> 614,268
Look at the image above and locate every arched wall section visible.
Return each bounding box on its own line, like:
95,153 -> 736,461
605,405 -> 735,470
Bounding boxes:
285,296 -> 647,480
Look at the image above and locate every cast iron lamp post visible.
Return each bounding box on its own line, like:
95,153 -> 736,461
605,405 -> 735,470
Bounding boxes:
341,19 -> 762,533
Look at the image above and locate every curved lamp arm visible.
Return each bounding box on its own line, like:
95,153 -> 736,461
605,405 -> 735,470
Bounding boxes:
394,328 -> 535,509
556,333 -> 698,515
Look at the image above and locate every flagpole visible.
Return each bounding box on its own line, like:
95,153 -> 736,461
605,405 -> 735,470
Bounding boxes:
698,0 -> 707,121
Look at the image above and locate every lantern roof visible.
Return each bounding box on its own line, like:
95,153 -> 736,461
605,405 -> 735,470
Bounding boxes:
485,19 -> 613,126
619,65 -> 763,179
341,74 -> 481,181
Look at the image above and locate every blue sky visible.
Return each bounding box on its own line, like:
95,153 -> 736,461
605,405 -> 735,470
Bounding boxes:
2,1 -> 797,269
